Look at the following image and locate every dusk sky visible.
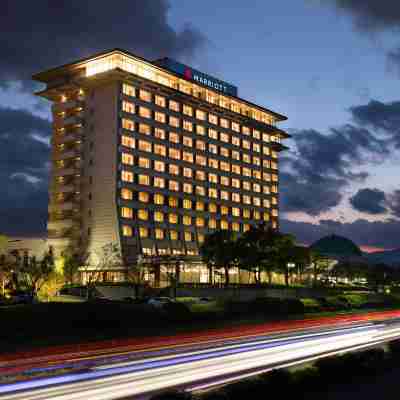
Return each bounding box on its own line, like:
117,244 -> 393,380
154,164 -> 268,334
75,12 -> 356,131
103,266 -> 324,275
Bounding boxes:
1,0 -> 400,251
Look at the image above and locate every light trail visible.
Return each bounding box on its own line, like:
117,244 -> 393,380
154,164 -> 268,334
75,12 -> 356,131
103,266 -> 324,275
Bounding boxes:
1,319 -> 400,400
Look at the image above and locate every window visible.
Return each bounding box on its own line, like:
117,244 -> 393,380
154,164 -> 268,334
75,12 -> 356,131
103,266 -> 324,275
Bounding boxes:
154,177 -> 165,188
263,172 -> 271,182
243,167 -> 251,177
253,129 -> 261,139
121,207 -> 133,219
138,157 -> 150,168
169,132 -> 180,144
196,201 -> 204,211
196,155 -> 206,166
169,100 -> 179,112
208,188 -> 218,198
263,185 -> 271,194
138,140 -> 151,152
208,128 -> 218,140
183,199 -> 192,210
155,95 -> 166,107
196,217 -> 205,227
138,174 -> 150,185
121,188 -> 133,200
182,120 -> 192,132
183,136 -> 193,147
198,234 -> 205,244
262,133 -> 270,142
122,101 -> 135,114
221,220 -> 229,230
183,183 -> 192,193
123,83 -> 135,97
220,161 -> 230,172
196,186 -> 205,196
263,146 -> 270,156
209,173 -> 218,184
122,225 -> 133,236
154,211 -> 164,222
220,176 -> 230,187
183,104 -> 193,116
242,126 -> 250,135
121,170 -> 133,183
139,123 -> 151,135
263,199 -> 270,208
154,228 -> 164,240
169,164 -> 179,175
195,170 -> 205,181
220,118 -> 229,128
253,170 -> 261,180
263,212 -> 270,221
208,219 -> 217,229
232,136 -> 240,146
243,195 -> 251,205
254,210 -> 261,220
170,230 -> 178,240
209,143 -> 218,154
154,144 -> 166,156
169,180 -> 179,191
232,207 -> 240,217
253,156 -> 261,166
196,140 -> 205,151
169,116 -> 179,128
221,191 -> 229,201
243,154 -> 251,164
154,160 -> 165,172
232,164 -> 241,175
154,193 -> 164,205
138,209 -> 148,220
243,181 -> 251,191
169,148 -> 181,160
139,106 -> 151,119
243,209 -> 250,218
232,193 -> 241,203
263,159 -> 271,169
169,213 -> 178,224
183,167 -> 192,178
139,192 -> 149,202
122,153 -> 133,165
155,112 -> 166,123
232,222 -> 240,232
169,196 -> 178,207
209,114 -> 218,125
183,152 -> 193,163
154,128 -> 166,139
220,147 -> 229,158
253,197 -> 261,206
196,109 -> 206,120
243,224 -> 250,232
221,206 -> 229,215
122,118 -> 134,131
139,89 -> 151,102
196,124 -> 205,135
209,203 -> 217,213
253,183 -> 261,193
242,140 -> 250,150
139,227 -> 148,238
232,178 -> 240,189
208,158 -> 218,169
232,122 -> 240,132
253,143 -> 261,153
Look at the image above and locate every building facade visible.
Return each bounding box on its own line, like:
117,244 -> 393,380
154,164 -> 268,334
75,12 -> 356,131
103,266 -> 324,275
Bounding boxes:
33,49 -> 289,284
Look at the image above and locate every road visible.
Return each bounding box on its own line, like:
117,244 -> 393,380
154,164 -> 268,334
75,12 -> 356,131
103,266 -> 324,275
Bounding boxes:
1,313 -> 400,400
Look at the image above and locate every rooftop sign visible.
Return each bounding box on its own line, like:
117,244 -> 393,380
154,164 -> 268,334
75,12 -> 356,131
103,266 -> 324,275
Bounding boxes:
154,58 -> 238,97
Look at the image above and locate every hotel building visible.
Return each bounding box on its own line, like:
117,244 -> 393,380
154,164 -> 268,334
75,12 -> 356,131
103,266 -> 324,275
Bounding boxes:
33,49 -> 289,284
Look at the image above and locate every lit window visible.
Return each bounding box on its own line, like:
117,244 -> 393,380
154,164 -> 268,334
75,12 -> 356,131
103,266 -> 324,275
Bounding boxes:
196,217 -> 205,227
169,180 -> 179,191
221,206 -> 229,215
122,153 -> 133,165
169,116 -> 180,128
263,185 -> 271,194
220,176 -> 229,186
122,225 -> 133,236
121,136 -> 135,148
155,228 -> 164,240
169,132 -> 180,143
139,106 -> 151,119
196,186 -> 205,196
183,120 -> 193,131
122,118 -> 134,131
121,170 -> 133,183
253,143 -> 261,153
232,136 -> 240,146
262,133 -> 270,142
169,164 -> 179,175
232,207 -> 240,217
183,167 -> 192,178
155,95 -> 166,107
154,194 -> 164,205
183,136 -> 193,147
155,128 -> 166,139
169,100 -> 180,112
138,157 -> 150,168
208,219 -> 217,229
220,161 -> 230,172
196,201 -> 204,211
232,178 -> 240,189
242,126 -> 250,135
263,146 -> 270,156
253,129 -> 260,139
232,164 -> 241,175
138,140 -> 152,152
243,154 -> 251,164
243,181 -> 251,191
209,128 -> 218,140
263,212 -> 270,221
254,210 -> 261,220
263,199 -> 270,208
196,170 -> 205,181
221,220 -> 229,230
208,158 -> 218,169
253,197 -> 261,206
139,192 -> 149,202
154,211 -> 164,222
221,191 -> 229,201
196,125 -> 206,135
154,177 -> 165,188
232,193 -> 241,203
263,159 -> 271,169
169,197 -> 178,207
183,104 -> 193,116
139,227 -> 148,238
170,230 -> 178,240
209,174 -> 218,184
122,101 -> 135,114
138,209 -> 149,220
198,234 -> 205,244
220,118 -> 229,128
169,148 -> 181,160
196,155 -> 206,166
272,221 -> 278,230
220,147 -> 229,158
209,143 -> 217,154
271,185 -> 278,194
138,174 -> 150,186
138,123 -> 151,135
155,112 -> 166,123
242,140 -> 250,150
183,152 -> 193,163
232,222 -> 240,232
253,156 -> 261,166
184,231 -> 193,241
169,213 -> 178,224
243,195 -> 251,205
271,161 -> 278,170
154,144 -> 166,156
183,183 -> 193,194
243,209 -> 251,218
232,122 -> 240,132
121,188 -> 133,200
196,109 -> 206,120
243,167 -> 251,177
209,203 -> 217,213
123,83 -> 135,97
154,160 -> 165,172
139,89 -> 151,102
121,207 -> 133,219
243,224 -> 250,232
208,114 -> 218,125
196,140 -> 205,151
208,188 -> 218,198
253,170 -> 261,180
183,199 -> 192,209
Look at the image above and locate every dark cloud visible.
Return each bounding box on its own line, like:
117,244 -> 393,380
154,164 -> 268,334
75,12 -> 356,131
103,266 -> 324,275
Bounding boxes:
387,190 -> 400,218
0,0 -> 207,87
281,217 -> 400,249
0,107 -> 51,236
349,188 -> 388,214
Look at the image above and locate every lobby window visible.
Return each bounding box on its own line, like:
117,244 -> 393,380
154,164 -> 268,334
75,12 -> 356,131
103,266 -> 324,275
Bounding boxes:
155,95 -> 166,107
169,213 -> 178,224
221,220 -> 229,230
169,132 -> 180,144
138,157 -> 150,169
209,173 -> 218,184
196,140 -> 205,151
139,106 -> 151,119
154,211 -> 164,222
196,155 -> 206,166
154,160 -> 165,172
196,170 -> 205,181
154,193 -> 164,205
220,118 -> 229,129
122,101 -> 135,114
169,148 -> 181,160
138,174 -> 150,186
182,104 -> 193,116
121,153 -> 133,165
139,192 -> 149,203
183,167 -> 192,178
209,128 -> 218,140
196,109 -> 206,120
232,207 -> 240,217
138,209 -> 149,221
183,183 -> 193,194
209,203 -> 217,213
154,177 -> 165,188
196,201 -> 205,211
139,123 -> 151,135
122,225 -> 133,237
208,188 -> 218,199
184,231 -> 193,242
183,136 -> 193,147
183,199 -> 192,209
154,128 -> 166,139
232,136 -> 240,147
232,222 -> 240,232
169,116 -> 180,128
243,224 -> 250,232
155,228 -> 164,240
123,83 -> 135,97
183,120 -> 193,132
169,196 -> 178,208
122,118 -> 134,131
169,180 -> 180,191
198,234 -> 205,244
169,100 -> 180,112
155,111 -> 166,123
139,227 -> 148,238
208,219 -> 217,229
196,186 -> 206,196
183,152 -> 193,163
121,170 -> 133,183
139,89 -> 151,102
121,207 -> 133,219
154,144 -> 166,156
170,230 -> 179,241
209,143 -> 217,154
138,140 -> 152,153
169,164 -> 179,175
121,188 -> 133,200
121,136 -> 135,149
196,124 -> 206,135
232,122 -> 240,132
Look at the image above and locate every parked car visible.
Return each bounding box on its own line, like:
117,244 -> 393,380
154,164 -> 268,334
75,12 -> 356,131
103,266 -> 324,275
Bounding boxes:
147,297 -> 174,308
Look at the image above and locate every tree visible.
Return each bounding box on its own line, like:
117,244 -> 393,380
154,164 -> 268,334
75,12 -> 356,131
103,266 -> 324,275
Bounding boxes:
62,248 -> 82,285
272,232 -> 297,287
0,234 -> 10,296
309,250 -> 330,286
200,230 -> 238,286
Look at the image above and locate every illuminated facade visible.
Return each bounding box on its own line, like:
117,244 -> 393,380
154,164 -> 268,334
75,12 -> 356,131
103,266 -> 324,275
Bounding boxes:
33,49 -> 289,283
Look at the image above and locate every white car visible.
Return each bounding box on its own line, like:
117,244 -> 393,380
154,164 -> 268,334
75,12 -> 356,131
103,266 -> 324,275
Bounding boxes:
147,297 -> 174,309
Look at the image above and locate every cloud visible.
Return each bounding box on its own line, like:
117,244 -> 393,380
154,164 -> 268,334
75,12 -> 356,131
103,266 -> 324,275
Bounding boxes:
387,190 -> 400,218
0,0 -> 207,87
349,188 -> 388,214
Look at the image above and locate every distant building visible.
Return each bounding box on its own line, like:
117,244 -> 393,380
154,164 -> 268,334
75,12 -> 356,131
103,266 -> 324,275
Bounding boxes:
1,237 -> 49,260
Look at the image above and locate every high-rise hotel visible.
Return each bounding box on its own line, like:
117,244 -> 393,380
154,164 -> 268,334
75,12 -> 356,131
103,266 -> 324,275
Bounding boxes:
33,49 -> 289,284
